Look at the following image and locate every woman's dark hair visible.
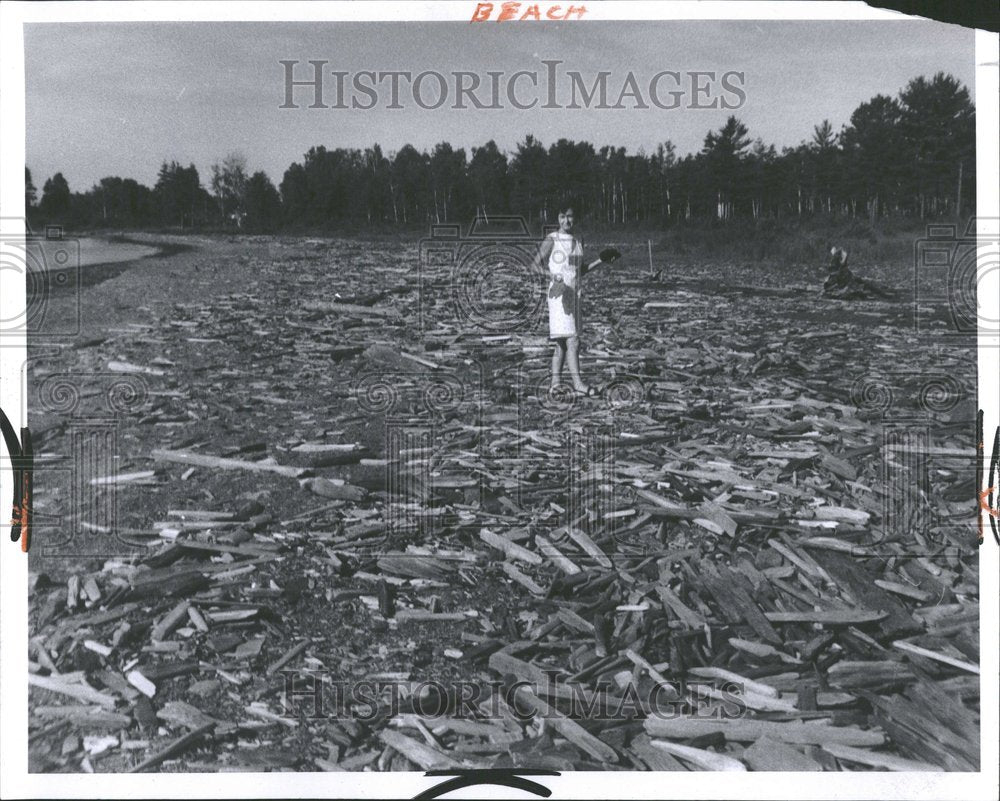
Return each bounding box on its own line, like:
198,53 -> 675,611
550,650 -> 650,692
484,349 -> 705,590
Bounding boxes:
557,203 -> 575,215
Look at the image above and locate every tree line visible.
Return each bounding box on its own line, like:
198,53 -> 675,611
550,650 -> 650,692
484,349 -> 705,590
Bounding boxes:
27,72 -> 974,233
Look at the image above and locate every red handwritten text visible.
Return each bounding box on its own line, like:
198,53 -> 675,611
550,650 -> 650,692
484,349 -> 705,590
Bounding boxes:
471,3 -> 587,22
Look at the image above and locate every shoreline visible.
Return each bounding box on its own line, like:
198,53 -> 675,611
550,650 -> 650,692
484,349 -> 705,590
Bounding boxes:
38,235 -> 198,294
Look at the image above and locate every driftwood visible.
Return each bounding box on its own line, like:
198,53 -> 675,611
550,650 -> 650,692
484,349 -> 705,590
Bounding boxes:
645,716 -> 885,747
128,722 -> 215,773
27,235 -> 977,774
152,448 -> 309,477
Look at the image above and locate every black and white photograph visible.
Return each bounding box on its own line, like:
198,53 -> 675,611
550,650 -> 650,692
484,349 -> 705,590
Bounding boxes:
1,1 -> 997,798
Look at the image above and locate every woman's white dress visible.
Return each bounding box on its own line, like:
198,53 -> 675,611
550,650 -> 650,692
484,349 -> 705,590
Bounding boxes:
546,231 -> 583,339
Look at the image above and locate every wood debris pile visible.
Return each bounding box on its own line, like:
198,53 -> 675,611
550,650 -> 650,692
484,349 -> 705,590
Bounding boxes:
27,237 -> 978,772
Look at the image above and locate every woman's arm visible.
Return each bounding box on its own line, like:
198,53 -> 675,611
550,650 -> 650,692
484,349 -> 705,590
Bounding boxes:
534,236 -> 554,272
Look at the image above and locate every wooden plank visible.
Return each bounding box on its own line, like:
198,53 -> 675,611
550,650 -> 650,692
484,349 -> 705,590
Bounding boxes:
764,609 -> 888,625
488,650 -> 551,688
624,648 -> 679,697
378,730 -> 461,770
33,705 -> 132,729
628,733 -> 688,771
90,470 -> 157,486
151,448 -> 307,477
645,716 -> 885,747
809,550 -> 918,637
501,561 -> 545,595
150,601 -> 190,642
157,701 -> 236,736
892,640 -> 979,674
488,651 -> 596,705
656,585 -> 705,628
821,742 -> 945,771
514,686 -> 619,763
535,535 -> 581,576
561,526 -> 613,569
174,539 -> 278,560
703,575 -> 781,644
266,640 -> 310,675
649,740 -> 746,771
109,360 -> 165,376
304,300 -> 401,318
128,722 -> 215,772
29,674 -> 117,709
394,610 -> 468,623
687,667 -> 781,699
479,527 -> 542,565
303,477 -> 367,502
743,736 -> 823,771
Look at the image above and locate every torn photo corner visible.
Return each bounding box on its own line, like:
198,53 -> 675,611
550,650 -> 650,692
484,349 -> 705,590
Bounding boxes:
1,1 -> 997,799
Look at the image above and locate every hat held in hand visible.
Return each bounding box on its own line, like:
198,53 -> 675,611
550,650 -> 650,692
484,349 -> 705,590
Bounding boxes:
599,247 -> 622,264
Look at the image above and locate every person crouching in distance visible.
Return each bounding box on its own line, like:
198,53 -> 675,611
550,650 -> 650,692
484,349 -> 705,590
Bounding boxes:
821,246 -> 892,299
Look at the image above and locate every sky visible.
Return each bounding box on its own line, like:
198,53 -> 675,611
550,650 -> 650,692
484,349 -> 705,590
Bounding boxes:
24,19 -> 976,193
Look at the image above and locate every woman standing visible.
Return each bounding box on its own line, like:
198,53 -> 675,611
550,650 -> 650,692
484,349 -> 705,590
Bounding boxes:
536,205 -> 619,396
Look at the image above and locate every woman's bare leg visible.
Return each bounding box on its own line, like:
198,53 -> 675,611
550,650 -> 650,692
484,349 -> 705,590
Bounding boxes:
566,336 -> 588,392
551,339 -> 566,387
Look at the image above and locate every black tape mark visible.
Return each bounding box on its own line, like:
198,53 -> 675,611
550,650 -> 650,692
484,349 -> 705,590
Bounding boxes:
977,409 -> 984,544
414,768 -> 559,800
986,416 -> 999,546
0,406 -> 32,551
863,0 -> 999,32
